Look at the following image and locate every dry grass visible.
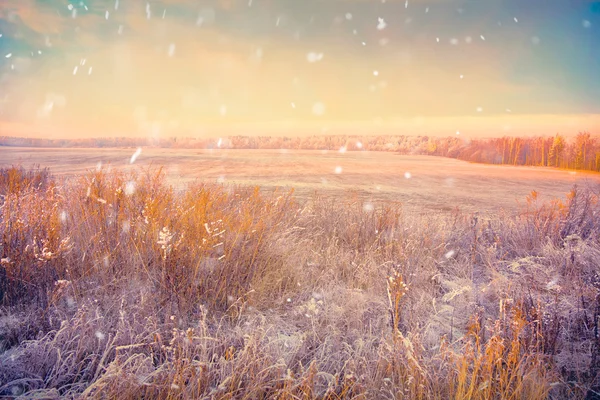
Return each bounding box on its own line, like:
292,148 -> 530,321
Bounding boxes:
1,166 -> 600,398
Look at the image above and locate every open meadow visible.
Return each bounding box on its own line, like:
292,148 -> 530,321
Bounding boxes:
1,148 -> 600,398
1,147 -> 598,215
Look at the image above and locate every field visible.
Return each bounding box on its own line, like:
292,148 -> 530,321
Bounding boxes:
1,147 -> 597,214
1,148 -> 600,398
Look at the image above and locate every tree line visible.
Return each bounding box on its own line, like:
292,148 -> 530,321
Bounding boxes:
1,131 -> 598,172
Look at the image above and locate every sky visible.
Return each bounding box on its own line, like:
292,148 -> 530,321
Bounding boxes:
0,0 -> 599,139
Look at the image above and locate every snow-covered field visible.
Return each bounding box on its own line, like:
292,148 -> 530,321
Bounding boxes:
1,147 -> 597,214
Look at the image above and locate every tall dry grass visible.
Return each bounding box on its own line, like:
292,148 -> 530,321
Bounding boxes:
1,166 -> 599,398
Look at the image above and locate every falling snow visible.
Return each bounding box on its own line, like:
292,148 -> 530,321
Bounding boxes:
130,148 -> 142,164
125,181 -> 136,196
377,17 -> 387,31
312,102 -> 325,116
306,52 -> 324,63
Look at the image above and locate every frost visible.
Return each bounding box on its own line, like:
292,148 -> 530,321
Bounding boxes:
582,20 -> 592,28
377,17 -> 387,31
306,52 -> 324,63
168,43 -> 176,57
404,172 -> 412,179
312,102 -> 325,116
546,277 -> 561,291
334,166 -> 343,174
130,147 -> 142,164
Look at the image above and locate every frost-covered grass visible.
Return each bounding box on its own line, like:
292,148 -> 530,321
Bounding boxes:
1,166 -> 600,398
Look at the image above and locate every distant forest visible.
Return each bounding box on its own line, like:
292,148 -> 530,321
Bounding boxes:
1,132 -> 599,172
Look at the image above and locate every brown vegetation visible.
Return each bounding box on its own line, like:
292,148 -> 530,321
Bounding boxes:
1,166 -> 600,398
2,131 -> 599,172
